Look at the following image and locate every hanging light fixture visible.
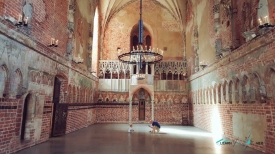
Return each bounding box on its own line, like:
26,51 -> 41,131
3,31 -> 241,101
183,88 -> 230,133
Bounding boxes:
117,0 -> 163,80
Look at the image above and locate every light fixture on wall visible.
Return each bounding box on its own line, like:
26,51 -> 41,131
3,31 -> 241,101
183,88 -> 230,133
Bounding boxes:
15,14 -> 28,26
48,38 -> 59,47
117,0 -> 163,80
48,0 -> 59,47
258,16 -> 274,28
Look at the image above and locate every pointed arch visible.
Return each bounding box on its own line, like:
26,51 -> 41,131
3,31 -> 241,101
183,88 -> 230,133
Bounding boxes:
229,80 -> 233,104
10,68 -> 23,98
0,64 -> 8,97
92,6 -> 99,75
235,78 -> 240,104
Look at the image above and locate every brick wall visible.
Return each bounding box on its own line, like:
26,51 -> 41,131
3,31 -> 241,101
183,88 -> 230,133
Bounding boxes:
2,0 -> 68,56
66,107 -> 96,134
0,99 -> 54,154
189,28 -> 275,153
154,103 -> 189,125
95,104 -> 135,123
191,104 -> 271,152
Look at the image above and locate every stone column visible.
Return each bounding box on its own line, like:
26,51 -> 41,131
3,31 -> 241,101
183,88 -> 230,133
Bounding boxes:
151,99 -> 154,120
129,96 -> 132,124
130,65 -> 133,75
146,64 -> 148,74
151,64 -> 154,75
136,64 -> 139,74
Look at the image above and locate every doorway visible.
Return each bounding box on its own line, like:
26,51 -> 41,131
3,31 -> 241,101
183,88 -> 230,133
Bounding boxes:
21,94 -> 31,140
139,99 -> 145,120
51,77 -> 68,137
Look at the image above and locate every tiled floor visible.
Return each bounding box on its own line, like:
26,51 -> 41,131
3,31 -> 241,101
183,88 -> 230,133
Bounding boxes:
15,124 -> 264,154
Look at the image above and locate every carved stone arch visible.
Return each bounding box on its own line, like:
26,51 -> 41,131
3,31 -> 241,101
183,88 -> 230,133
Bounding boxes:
130,86 -> 153,98
201,89 -> 204,104
228,80 -> 233,104
204,88 -> 208,104
207,87 -> 211,104
248,72 -> 263,103
264,66 -> 275,101
209,87 -> 212,104
222,80 -> 228,103
0,64 -> 9,97
10,68 -> 23,98
234,77 -> 240,104
131,87 -> 152,121
217,83 -> 222,104
21,92 -> 44,141
213,84 -> 217,104
206,88 -> 209,104
241,74 -> 249,103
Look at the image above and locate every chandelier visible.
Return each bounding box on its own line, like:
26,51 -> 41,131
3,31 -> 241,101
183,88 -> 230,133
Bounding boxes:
117,0 -> 163,80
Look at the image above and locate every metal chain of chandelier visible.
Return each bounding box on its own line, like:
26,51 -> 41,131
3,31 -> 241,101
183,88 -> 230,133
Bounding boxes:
117,0 -> 163,67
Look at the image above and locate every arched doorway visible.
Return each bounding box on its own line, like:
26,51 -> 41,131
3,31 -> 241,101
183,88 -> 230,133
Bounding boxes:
132,88 -> 151,121
51,76 -> 68,137
21,94 -> 31,140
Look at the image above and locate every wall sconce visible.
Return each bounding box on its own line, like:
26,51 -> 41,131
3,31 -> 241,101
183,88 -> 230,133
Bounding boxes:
48,38 -> 58,47
15,14 -> 28,26
258,16 -> 274,28
73,54 -> 84,63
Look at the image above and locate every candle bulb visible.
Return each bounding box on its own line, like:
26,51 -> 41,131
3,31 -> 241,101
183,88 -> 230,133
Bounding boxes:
264,16 -> 268,24
18,14 -> 22,23
259,18 -> 262,25
24,17 -> 28,25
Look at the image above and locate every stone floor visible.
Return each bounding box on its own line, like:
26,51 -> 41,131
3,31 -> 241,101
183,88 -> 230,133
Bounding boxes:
15,124 -> 264,154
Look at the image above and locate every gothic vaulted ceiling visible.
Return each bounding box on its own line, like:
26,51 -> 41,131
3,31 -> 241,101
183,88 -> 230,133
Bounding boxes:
99,0 -> 187,30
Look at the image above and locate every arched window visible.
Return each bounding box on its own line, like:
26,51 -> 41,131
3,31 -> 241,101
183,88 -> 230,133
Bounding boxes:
250,73 -> 261,103
10,69 -> 22,98
242,75 -> 248,103
213,85 -> 217,104
223,81 -> 227,103
218,84 -> 221,104
0,65 -> 8,97
132,35 -> 139,50
92,7 -> 99,74
235,79 -> 240,104
146,35 -> 151,50
229,81 -> 233,104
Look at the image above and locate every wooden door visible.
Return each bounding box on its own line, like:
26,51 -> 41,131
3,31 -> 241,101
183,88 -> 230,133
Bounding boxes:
51,77 -> 68,137
139,99 -> 145,120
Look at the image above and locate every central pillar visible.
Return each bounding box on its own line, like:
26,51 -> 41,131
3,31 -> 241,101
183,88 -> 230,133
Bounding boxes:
129,96 -> 132,124
151,99 -> 154,120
